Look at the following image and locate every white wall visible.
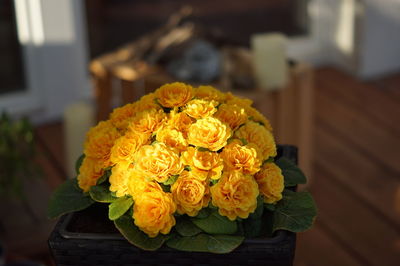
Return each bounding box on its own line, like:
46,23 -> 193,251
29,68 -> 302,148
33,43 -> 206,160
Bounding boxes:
358,0 -> 400,79
0,0 -> 91,124
288,0 -> 400,79
31,0 -> 91,123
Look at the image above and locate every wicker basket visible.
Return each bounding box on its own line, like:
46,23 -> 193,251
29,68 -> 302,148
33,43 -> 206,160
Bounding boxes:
48,145 -> 298,266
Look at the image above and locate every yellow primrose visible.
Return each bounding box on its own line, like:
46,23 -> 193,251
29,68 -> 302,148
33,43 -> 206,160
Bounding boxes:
187,117 -> 231,152
234,121 -> 277,160
254,162 -> 284,204
210,171 -> 259,221
183,99 -> 218,119
220,139 -> 261,175
155,82 -> 194,108
133,142 -> 183,183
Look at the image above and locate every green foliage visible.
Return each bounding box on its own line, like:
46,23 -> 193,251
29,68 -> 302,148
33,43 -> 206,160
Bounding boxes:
163,175 -> 179,186
89,183 -> 117,203
242,196 -> 264,238
175,217 -> 202,237
191,210 -> 237,235
96,168 -> 111,185
197,147 -> 211,152
166,234 -> 244,254
0,112 -> 42,198
272,190 -> 317,233
75,154 -> 85,175
108,196 -> 133,220
275,157 -> 307,186
47,178 -> 94,219
114,214 -> 168,250
196,207 -> 212,219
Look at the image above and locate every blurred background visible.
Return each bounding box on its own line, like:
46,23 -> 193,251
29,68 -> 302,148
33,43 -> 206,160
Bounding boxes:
0,0 -> 399,265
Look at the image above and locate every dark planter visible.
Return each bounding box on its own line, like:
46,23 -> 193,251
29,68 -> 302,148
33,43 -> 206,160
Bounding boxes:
48,145 -> 298,266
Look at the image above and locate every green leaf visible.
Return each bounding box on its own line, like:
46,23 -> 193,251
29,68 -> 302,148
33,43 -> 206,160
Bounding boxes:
210,179 -> 219,185
108,197 -> 133,220
275,157 -> 307,186
89,183 -> 116,203
184,165 -> 192,171
96,168 -> 111,185
263,157 -> 274,164
264,203 -> 276,211
175,217 -> 203,236
242,196 -> 264,237
114,214 -> 167,250
239,138 -> 248,145
196,207 -> 212,219
47,178 -> 94,219
191,211 -> 237,235
163,174 -> 179,186
242,217 -> 262,238
197,147 -> 210,152
249,196 -> 264,220
273,190 -> 317,233
166,234 -> 244,254
75,154 -> 85,175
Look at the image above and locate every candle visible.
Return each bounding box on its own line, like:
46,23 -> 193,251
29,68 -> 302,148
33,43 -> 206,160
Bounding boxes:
251,33 -> 288,91
64,101 -> 95,178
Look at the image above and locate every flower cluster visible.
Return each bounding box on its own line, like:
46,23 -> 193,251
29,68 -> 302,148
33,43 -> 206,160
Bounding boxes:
78,82 -> 284,237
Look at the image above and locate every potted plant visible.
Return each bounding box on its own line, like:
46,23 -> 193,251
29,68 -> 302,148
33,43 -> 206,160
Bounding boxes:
48,83 -> 316,265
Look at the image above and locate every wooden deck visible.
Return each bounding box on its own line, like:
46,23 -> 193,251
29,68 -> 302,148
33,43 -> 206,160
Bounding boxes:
30,67 -> 400,265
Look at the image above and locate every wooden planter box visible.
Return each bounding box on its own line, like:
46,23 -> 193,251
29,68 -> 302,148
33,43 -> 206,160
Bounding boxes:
48,145 -> 298,266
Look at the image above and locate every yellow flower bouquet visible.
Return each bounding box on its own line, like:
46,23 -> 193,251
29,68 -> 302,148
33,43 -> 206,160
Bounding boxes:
48,82 -> 316,253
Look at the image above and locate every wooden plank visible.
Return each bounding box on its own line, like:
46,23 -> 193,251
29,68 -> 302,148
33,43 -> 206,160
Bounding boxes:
316,68 -> 400,113
93,73 -> 112,121
294,64 -> 314,180
315,125 -> 400,226
296,224 -> 363,266
311,163 -> 400,266
315,68 -> 400,136
121,79 -> 136,104
367,72 -> 400,101
315,89 -> 400,174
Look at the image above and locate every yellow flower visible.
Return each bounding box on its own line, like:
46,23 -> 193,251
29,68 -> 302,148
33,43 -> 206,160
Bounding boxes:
109,95 -> 161,131
183,99 -> 218,119
77,157 -> 104,192
84,120 -> 120,167
187,117 -> 231,151
128,174 -> 162,199
133,190 -> 176,237
243,106 -> 273,132
194,85 -> 226,102
254,163 -> 284,204
109,103 -> 136,130
225,92 -> 253,107
109,163 -> 134,197
220,139 -> 261,175
210,171 -> 259,220
181,147 -> 223,180
155,82 -> 193,108
156,125 -> 188,152
137,93 -> 160,110
214,103 -> 248,130
110,131 -> 149,166
171,171 -> 210,216
128,108 -> 166,135
133,142 -> 183,183
234,121 -> 277,160
167,110 -> 193,137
